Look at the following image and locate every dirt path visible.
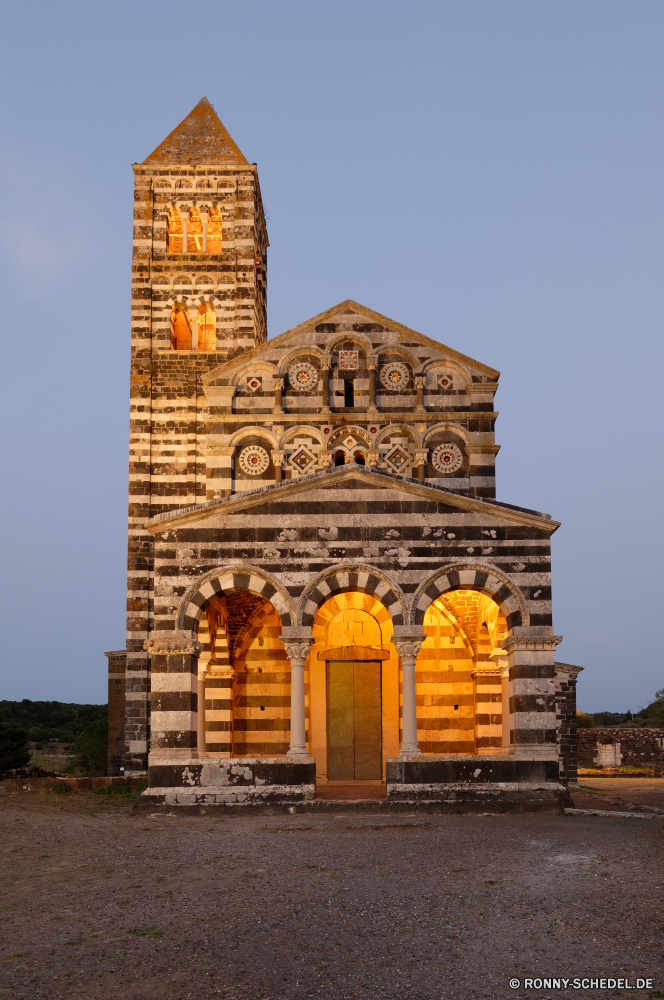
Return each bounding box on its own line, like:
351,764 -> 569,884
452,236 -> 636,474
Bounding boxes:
0,794 -> 662,999
571,777 -> 664,814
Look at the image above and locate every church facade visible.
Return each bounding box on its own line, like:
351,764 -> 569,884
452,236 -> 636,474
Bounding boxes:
110,98 -> 580,813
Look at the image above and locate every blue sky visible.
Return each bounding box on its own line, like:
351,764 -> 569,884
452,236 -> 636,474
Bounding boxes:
0,1 -> 662,711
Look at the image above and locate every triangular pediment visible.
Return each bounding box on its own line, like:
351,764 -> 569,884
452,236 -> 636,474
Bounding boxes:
145,466 -> 557,535
201,299 -> 499,387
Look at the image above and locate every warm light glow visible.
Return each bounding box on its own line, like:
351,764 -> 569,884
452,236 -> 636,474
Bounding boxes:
171,302 -> 192,350
197,301 -> 216,351
167,205 -> 183,253
187,206 -> 204,252
207,206 -> 223,252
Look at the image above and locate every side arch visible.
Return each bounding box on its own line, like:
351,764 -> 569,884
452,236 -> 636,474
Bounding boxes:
177,564 -> 295,633
277,346 -> 324,375
413,562 -> 530,630
423,422 -> 472,447
228,425 -> 279,449
297,563 -> 405,627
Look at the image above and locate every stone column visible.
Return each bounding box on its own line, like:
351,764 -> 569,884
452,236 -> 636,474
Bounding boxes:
489,648 -> 510,751
321,358 -> 331,413
282,633 -> 314,758
368,359 -> 378,412
391,627 -> 425,758
471,664 -> 502,751
273,377 -> 284,413
272,450 -> 285,483
145,636 -> 202,756
415,449 -> 428,481
415,375 -> 426,410
500,627 -> 562,758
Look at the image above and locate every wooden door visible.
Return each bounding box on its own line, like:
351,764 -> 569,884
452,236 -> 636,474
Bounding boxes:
327,661 -> 382,779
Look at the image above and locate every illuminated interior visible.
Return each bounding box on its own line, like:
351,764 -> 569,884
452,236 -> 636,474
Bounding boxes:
167,205 -> 183,252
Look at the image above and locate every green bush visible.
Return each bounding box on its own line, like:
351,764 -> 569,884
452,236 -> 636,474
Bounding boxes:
576,711 -> 595,729
0,718 -> 31,771
66,718 -> 108,777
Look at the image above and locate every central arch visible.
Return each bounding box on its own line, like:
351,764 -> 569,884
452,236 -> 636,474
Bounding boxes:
298,563 -> 405,627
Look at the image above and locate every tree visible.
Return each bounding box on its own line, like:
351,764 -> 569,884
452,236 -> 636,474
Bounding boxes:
0,717 -> 31,771
576,711 -> 595,729
66,718 -> 108,777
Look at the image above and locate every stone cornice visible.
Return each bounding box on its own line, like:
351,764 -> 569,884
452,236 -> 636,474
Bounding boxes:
143,465 -> 559,535
501,635 -> 563,652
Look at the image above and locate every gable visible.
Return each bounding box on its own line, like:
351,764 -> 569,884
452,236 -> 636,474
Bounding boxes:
145,467 -> 558,535
201,299 -> 500,387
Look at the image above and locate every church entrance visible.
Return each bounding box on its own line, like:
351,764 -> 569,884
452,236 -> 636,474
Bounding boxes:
327,660 -> 382,779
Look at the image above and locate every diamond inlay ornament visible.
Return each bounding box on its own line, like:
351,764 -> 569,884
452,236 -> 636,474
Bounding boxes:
289,445 -> 317,474
438,372 -> 455,389
384,445 -> 412,473
338,350 -> 359,370
246,375 -> 262,392
238,445 -> 270,475
380,361 -> 410,390
288,362 -> 318,391
431,443 -> 463,474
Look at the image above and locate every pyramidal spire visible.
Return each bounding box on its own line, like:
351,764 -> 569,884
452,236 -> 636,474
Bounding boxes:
143,97 -> 249,165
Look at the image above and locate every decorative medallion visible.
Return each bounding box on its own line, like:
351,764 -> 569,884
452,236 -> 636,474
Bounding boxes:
431,443 -> 463,474
246,375 -> 262,393
288,361 -> 318,391
338,350 -> 359,370
369,426 -> 378,435
380,361 -> 410,390
438,371 -> 455,390
238,445 -> 270,475
384,445 -> 412,473
344,436 -> 357,449
323,426 -> 331,435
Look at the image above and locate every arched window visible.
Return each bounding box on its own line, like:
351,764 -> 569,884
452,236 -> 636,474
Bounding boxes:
353,451 -> 365,466
197,301 -> 216,351
171,302 -> 192,350
334,450 -> 345,467
187,206 -> 204,252
207,206 -> 223,252
167,206 -> 183,253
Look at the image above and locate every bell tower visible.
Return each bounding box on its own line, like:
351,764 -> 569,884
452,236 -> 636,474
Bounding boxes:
123,99 -> 268,773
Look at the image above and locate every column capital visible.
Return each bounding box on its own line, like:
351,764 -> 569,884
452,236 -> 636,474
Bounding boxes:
144,637 -> 202,656
271,450 -> 285,466
414,449 -> 428,464
366,449 -> 380,468
318,450 -> 333,469
282,639 -> 314,661
392,638 -> 423,659
367,357 -> 378,370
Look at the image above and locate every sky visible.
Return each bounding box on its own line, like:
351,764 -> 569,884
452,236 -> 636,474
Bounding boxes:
0,1 -> 662,712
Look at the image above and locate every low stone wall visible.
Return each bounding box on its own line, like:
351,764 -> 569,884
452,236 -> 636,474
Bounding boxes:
138,756 -> 317,810
577,728 -> 664,768
4,776 -> 145,794
385,756 -> 568,812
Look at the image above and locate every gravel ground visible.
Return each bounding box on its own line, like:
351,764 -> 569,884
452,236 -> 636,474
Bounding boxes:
0,795 -> 662,1000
